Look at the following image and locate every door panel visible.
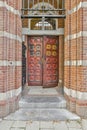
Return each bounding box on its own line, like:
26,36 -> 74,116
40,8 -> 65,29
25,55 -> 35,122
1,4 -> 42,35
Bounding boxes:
28,36 -> 58,87
28,37 -> 43,86
43,36 -> 58,87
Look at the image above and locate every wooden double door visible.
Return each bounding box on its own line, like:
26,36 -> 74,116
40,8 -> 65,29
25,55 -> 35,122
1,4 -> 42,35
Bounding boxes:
28,36 -> 58,87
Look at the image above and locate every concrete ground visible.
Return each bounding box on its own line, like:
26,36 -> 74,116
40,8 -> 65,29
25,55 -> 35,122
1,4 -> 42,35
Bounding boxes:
0,87 -> 87,130
0,119 -> 87,130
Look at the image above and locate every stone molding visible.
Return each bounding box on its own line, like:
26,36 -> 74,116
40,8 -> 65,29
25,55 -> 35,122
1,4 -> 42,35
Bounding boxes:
64,60 -> 87,66
0,1 -> 20,16
0,60 -> 22,66
64,87 -> 87,100
22,28 -> 64,36
0,31 -> 22,43
0,87 -> 22,101
67,2 -> 87,15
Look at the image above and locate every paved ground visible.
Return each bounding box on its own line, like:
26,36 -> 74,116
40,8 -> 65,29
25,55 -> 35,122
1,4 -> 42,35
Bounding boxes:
0,87 -> 86,130
0,119 -> 87,130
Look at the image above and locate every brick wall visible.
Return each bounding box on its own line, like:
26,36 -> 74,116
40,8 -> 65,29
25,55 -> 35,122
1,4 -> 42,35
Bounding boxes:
0,0 -> 22,117
64,0 -> 87,117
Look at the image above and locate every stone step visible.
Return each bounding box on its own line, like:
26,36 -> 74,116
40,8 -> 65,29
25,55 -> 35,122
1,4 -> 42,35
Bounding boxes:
4,108 -> 80,121
19,96 -> 66,109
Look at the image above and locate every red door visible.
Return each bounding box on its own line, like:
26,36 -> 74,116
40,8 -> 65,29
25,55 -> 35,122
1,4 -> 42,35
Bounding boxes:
28,37 -> 43,86
43,36 -> 58,87
28,36 -> 58,87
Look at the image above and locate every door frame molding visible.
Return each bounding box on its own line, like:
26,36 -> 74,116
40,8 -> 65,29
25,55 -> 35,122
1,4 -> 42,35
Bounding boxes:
22,28 -> 64,36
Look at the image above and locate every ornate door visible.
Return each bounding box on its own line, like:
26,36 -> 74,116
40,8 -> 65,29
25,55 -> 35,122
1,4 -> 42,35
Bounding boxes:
43,36 -> 58,87
28,37 -> 43,86
28,36 -> 58,87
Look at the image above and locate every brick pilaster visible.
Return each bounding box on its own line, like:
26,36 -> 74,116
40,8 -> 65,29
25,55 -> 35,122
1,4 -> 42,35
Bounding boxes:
0,0 -> 22,117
